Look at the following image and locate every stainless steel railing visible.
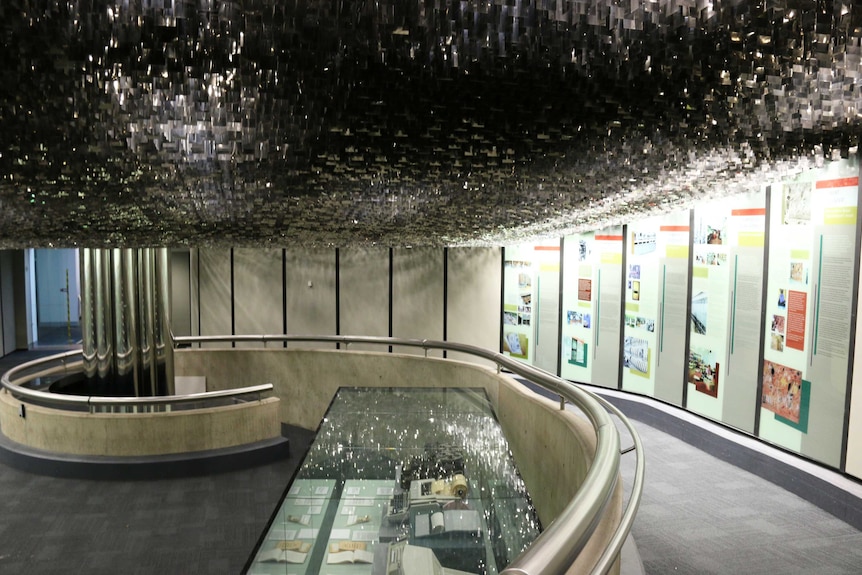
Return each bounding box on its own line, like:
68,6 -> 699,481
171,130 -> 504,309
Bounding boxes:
173,334 -> 645,575
0,335 -> 643,575
0,349 -> 273,412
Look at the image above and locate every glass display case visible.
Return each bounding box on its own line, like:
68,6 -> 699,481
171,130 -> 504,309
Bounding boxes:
247,387 -> 541,575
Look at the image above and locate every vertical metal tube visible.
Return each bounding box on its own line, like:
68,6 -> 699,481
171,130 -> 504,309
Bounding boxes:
112,248 -> 130,380
80,249 -> 97,379
156,248 -> 174,395
123,249 -> 141,397
94,249 -> 113,381
78,246 -> 173,398
141,248 -> 158,396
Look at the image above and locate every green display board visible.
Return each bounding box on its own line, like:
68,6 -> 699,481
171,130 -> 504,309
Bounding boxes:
622,210 -> 690,405
560,227 -> 624,388
759,159 -> 859,468
687,190 -> 766,433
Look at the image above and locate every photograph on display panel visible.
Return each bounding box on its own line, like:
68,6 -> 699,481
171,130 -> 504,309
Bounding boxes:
632,231 -> 656,255
503,331 -> 528,359
761,360 -> 802,424
578,278 -> 592,301
623,336 -> 650,377
688,346 -> 719,398
564,336 -> 588,367
770,333 -> 785,352
694,251 -> 727,266
782,182 -> 813,225
566,310 -> 591,328
690,291 -> 707,335
693,214 -> 727,245
789,261 -> 808,286
578,239 -> 591,261
771,314 -> 786,335
625,315 -> 655,333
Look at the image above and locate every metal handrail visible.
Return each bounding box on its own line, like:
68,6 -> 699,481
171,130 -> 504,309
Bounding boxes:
0,351 -> 273,409
0,335 -> 643,574
588,392 -> 646,574
173,334 -> 645,575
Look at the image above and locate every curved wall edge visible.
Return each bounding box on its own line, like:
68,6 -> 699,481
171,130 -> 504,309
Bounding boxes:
174,347 -> 622,573
0,390 -> 281,456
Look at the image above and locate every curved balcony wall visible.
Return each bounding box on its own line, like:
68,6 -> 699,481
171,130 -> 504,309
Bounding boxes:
174,346 -> 624,574
0,391 -> 280,457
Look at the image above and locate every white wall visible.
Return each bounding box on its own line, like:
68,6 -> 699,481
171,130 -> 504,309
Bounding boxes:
339,247 -> 390,352
198,248 -> 232,347
188,246 -> 502,364
233,248 -> 284,346
447,247 -> 502,366
392,247 -> 444,357
285,247 -> 337,349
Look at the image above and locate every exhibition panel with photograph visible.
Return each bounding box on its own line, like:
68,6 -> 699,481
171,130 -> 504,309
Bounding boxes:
502,244 -> 536,364
687,191 -> 766,433
621,210 -> 690,406
559,228 -> 624,389
533,243 -> 562,375
501,241 -> 560,372
760,160 -> 860,468
505,158 -> 862,477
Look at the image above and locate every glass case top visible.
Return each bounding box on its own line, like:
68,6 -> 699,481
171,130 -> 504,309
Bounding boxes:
248,387 -> 541,575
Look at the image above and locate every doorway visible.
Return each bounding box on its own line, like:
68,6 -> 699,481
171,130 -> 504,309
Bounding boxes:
32,248 -> 81,347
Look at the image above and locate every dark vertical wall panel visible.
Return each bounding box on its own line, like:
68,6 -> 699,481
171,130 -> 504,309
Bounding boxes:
0,251 -> 15,355
170,249 -> 192,338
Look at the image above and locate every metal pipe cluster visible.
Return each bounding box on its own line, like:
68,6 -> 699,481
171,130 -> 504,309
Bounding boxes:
80,248 -> 174,396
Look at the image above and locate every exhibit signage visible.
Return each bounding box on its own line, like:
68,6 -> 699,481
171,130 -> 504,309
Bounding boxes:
503,245 -> 535,363
622,211 -> 689,404
760,161 -> 859,468
561,227 -> 623,388
687,191 -> 766,432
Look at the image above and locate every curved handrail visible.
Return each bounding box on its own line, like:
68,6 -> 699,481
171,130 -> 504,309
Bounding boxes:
174,334 -> 645,575
0,351 -> 273,409
588,392 -> 646,574
0,335 -> 643,574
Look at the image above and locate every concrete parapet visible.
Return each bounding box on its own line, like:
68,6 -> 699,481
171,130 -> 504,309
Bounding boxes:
174,347 -> 621,572
0,390 -> 280,456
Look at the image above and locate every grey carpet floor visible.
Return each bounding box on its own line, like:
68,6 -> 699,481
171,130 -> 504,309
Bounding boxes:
0,348 -> 312,574
0,432 -> 313,574
618,417 -> 862,575
3,348 -> 862,574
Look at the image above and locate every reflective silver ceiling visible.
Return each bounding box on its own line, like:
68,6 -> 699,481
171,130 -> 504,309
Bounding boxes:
1,1 -> 860,247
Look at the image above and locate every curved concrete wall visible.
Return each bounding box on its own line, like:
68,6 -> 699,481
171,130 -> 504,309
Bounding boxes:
496,377 -> 623,574
176,347 -> 500,430
175,347 -> 621,572
0,391 -> 280,456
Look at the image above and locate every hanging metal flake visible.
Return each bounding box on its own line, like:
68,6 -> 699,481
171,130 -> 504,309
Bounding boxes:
0,1 -> 860,247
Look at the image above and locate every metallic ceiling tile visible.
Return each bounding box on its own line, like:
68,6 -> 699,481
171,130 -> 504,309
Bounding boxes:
0,1 -> 860,247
